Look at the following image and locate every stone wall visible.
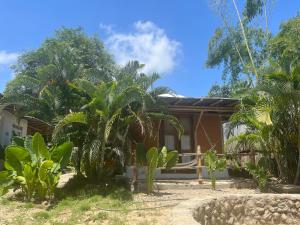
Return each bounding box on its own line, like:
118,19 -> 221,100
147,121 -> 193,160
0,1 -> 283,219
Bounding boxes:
193,195 -> 300,225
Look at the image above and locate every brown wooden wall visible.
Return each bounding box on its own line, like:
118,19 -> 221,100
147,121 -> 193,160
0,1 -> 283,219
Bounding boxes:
144,112 -> 224,154
196,114 -> 223,154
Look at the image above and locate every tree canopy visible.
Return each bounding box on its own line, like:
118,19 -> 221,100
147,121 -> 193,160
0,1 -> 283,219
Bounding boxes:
2,28 -> 116,122
207,0 -> 270,97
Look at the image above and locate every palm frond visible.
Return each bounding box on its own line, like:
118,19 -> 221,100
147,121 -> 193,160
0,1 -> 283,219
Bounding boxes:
53,112 -> 87,140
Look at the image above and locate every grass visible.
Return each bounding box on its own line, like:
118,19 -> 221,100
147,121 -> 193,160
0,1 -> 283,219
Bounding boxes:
0,187 -> 133,225
0,175 -> 162,225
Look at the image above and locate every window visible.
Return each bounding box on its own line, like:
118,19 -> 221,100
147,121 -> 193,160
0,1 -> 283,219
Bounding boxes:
164,135 -> 175,150
161,116 -> 193,152
181,135 -> 191,151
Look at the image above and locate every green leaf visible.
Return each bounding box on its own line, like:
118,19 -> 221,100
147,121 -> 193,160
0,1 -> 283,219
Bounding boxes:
0,180 -> 14,196
22,164 -> 35,183
11,136 -> 25,147
255,109 -> 272,125
165,151 -> 178,169
146,147 -> 159,170
158,146 -> 168,167
24,136 -> 36,162
51,141 -> 73,168
15,176 -> 26,185
0,171 -> 9,180
104,110 -> 121,142
5,146 -> 29,173
32,132 -> 50,160
38,160 -> 54,182
52,112 -> 87,139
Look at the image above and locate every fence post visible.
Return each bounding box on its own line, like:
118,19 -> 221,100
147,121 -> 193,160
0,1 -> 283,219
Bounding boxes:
197,145 -> 203,184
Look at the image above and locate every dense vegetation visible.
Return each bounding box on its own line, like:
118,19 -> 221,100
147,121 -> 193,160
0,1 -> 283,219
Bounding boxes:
0,28 -> 183,191
208,0 -> 300,185
0,132 -> 73,200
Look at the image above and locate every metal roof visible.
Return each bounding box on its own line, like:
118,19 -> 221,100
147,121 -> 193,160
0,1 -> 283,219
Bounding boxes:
158,96 -> 240,113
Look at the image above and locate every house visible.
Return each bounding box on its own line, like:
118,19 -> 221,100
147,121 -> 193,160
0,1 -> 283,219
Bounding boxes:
127,95 -> 240,179
0,103 -> 53,147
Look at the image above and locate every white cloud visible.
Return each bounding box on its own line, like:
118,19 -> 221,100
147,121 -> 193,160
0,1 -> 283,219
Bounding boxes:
0,50 -> 19,66
102,21 -> 182,75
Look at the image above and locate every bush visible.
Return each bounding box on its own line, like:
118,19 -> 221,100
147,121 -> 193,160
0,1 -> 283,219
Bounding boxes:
137,144 -> 178,194
204,150 -> 227,190
245,162 -> 268,191
0,132 -> 73,201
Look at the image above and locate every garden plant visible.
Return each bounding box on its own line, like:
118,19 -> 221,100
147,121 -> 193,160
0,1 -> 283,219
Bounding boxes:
0,132 -> 73,201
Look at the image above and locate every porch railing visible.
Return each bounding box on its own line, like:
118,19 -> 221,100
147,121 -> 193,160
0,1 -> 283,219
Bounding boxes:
172,146 -> 257,184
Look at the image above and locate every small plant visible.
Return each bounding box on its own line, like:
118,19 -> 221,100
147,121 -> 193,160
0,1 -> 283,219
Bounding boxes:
137,145 -> 178,194
245,162 -> 268,191
204,150 -> 227,190
0,132 -> 73,201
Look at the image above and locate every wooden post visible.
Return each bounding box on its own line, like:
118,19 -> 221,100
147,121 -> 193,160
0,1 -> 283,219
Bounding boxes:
197,145 -> 203,184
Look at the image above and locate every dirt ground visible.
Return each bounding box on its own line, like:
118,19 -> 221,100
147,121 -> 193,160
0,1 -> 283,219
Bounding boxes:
129,188 -> 258,225
0,185 -> 257,225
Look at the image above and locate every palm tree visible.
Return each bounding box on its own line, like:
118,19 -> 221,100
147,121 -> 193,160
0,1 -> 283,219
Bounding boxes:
53,79 -> 183,182
228,65 -> 300,184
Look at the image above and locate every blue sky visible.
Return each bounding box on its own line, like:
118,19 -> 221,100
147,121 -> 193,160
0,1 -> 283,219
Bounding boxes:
0,1 -> 299,97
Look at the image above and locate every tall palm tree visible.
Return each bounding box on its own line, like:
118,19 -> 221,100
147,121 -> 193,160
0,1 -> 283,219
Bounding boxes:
53,79 -> 183,182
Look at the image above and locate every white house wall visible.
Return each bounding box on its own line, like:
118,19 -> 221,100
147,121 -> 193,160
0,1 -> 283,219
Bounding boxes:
0,110 -> 28,146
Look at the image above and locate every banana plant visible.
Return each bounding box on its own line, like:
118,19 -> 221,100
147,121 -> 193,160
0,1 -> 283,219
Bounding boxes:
0,132 -> 73,201
204,150 -> 227,190
137,145 -> 178,194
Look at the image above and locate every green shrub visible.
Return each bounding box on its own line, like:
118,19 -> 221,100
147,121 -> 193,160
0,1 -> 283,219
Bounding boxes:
0,132 -> 73,201
245,162 -> 268,191
204,150 -> 227,190
137,144 -> 178,194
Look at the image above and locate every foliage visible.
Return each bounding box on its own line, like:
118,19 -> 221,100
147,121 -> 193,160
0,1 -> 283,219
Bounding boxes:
2,27 -> 115,122
207,0 -> 271,97
53,76 -> 183,182
204,150 -> 227,190
228,64 -> 300,184
0,132 -> 73,201
245,162 -> 268,191
0,26 -> 182,185
268,15 -> 300,72
137,145 -> 178,194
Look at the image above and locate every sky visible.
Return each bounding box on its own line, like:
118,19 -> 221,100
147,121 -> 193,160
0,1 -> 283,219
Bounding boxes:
0,0 -> 299,97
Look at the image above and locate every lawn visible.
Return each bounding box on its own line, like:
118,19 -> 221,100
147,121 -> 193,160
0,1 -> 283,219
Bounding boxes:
0,178 -> 165,225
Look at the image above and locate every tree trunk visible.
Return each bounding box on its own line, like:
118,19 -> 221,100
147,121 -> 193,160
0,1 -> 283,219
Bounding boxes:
274,153 -> 284,179
293,124 -> 300,185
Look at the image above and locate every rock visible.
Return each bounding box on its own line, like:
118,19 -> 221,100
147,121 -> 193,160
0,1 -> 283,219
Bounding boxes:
263,211 -> 272,220
257,207 -> 265,215
227,217 -> 234,225
281,213 -> 287,221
